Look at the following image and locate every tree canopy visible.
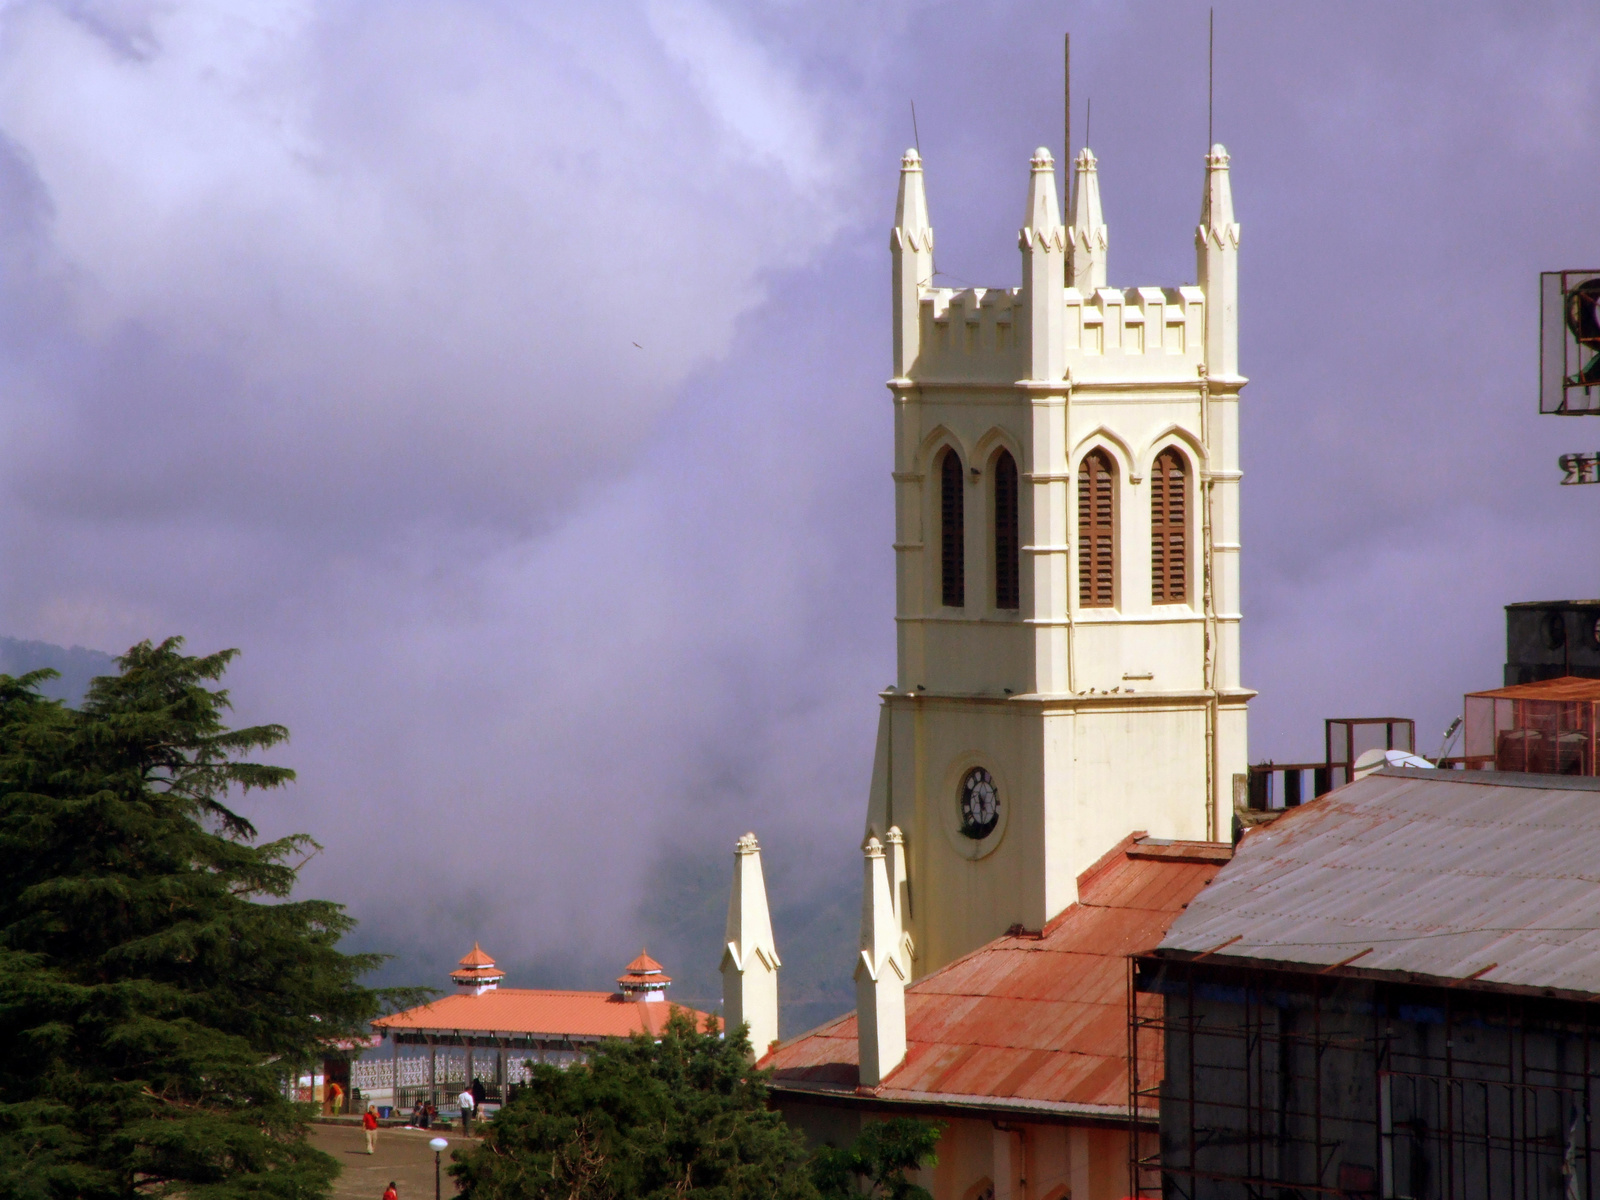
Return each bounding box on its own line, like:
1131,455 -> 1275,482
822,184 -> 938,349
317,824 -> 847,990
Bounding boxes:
452,1013 -> 940,1200
0,638 -> 397,1200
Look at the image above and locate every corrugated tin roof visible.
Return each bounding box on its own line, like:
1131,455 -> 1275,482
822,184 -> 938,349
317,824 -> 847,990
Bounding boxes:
372,989 -> 714,1039
1157,768 -> 1600,994
764,835 -> 1228,1114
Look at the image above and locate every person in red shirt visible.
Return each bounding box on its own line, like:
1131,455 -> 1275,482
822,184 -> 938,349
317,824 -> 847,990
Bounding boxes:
383,1183 -> 398,1200
362,1105 -> 379,1154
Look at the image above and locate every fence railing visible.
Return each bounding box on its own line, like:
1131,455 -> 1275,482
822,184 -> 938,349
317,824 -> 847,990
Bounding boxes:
1245,756 -> 1496,811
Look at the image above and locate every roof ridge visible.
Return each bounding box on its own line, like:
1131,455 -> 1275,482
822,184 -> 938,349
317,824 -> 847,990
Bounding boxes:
1076,831 -> 1147,895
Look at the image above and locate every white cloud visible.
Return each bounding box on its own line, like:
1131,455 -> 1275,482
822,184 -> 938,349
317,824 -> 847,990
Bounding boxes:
0,0 -> 855,537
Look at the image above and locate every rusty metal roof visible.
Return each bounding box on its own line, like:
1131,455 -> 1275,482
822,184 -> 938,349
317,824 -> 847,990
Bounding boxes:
373,989 -> 713,1039
1157,768 -> 1600,995
764,835 -> 1228,1116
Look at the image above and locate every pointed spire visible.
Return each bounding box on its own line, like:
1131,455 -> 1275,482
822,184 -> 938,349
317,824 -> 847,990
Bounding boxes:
1199,143 -> 1236,233
1021,146 -> 1062,239
1017,147 -> 1066,384
1196,143 -> 1240,378
891,148 -> 934,380
720,832 -> 780,1059
855,836 -> 907,1086
1068,147 -> 1108,293
885,825 -> 913,974
895,148 -> 931,238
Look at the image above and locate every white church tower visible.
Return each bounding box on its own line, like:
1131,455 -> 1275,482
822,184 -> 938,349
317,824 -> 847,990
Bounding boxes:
864,142 -> 1251,978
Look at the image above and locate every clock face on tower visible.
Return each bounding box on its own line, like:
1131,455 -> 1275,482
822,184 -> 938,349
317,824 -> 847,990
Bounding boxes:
958,767 -> 1000,840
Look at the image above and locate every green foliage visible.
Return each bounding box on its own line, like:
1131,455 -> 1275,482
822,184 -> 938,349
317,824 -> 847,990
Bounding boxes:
0,638 -> 402,1200
811,1117 -> 942,1200
452,1013 -> 819,1200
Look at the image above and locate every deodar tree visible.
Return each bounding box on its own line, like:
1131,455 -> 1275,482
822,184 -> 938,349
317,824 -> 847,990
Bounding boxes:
452,1013 -> 941,1200
0,638 -> 397,1200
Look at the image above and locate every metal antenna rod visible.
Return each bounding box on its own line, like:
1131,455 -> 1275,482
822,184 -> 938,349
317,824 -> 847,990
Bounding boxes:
1063,32 -> 1071,167
1085,97 -> 1091,150
910,99 -> 921,156
1208,7 -> 1214,149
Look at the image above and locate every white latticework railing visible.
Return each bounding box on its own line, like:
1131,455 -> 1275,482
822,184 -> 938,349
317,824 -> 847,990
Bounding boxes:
353,1051 -> 570,1093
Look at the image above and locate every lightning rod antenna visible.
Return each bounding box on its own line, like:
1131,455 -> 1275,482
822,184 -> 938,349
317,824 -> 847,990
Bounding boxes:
1085,97 -> 1091,150
910,99 -> 921,157
1207,7 -> 1214,149
1064,32 -> 1071,167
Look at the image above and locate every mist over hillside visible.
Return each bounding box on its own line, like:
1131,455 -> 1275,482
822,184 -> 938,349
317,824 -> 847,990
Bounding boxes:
0,638 -> 117,705
1,635 -> 859,1036
637,842 -> 858,1041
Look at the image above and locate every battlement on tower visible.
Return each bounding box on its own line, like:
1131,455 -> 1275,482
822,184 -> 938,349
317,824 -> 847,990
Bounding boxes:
891,142 -> 1238,387
916,283 -> 1207,384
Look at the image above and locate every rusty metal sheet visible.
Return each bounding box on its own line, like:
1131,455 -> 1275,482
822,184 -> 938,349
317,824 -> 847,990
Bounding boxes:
1160,768 -> 1600,993
766,839 -> 1224,1105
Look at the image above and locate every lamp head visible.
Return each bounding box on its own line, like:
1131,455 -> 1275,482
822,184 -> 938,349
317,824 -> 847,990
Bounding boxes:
429,1137 -> 449,1152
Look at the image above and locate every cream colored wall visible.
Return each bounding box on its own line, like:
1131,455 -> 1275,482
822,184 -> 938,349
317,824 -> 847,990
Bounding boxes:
770,1097 -> 1136,1200
920,1115 -> 1130,1200
870,144 -> 1252,979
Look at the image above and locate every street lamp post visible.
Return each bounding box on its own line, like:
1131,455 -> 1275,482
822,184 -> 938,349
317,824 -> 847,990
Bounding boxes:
429,1136 -> 449,1200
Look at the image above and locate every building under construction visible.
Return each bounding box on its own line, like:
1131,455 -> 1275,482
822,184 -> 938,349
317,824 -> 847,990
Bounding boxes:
1131,768 -> 1600,1200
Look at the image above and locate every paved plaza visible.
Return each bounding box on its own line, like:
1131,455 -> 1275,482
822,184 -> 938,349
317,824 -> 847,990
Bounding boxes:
310,1122 -> 478,1200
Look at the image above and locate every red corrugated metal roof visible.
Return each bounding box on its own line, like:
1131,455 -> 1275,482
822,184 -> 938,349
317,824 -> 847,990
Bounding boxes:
763,835 -> 1227,1113
373,989 -> 714,1039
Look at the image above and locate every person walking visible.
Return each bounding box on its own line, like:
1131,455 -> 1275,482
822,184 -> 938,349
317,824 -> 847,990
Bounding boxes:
363,1104 -> 379,1154
457,1084 -> 476,1136
382,1183 -> 398,1200
325,1080 -> 344,1116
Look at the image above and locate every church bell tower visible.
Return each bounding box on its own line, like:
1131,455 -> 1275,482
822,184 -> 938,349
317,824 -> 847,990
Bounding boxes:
864,142 -> 1251,978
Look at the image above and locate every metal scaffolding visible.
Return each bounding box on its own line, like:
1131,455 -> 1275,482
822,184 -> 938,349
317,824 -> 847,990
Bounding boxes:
1128,955 -> 1600,1200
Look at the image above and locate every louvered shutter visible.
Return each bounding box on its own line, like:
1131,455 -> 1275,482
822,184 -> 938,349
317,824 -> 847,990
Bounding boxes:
1077,450 -> 1115,607
941,449 -> 965,607
994,450 -> 1020,610
1150,449 -> 1188,604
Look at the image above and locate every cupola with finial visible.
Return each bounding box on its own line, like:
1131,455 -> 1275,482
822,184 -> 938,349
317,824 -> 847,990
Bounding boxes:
449,942 -> 505,995
617,950 -> 672,1003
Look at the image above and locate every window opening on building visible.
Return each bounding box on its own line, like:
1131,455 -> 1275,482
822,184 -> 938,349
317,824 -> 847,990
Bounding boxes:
1078,449 -> 1115,607
941,448 -> 965,607
1150,448 -> 1189,604
994,449 -> 1020,610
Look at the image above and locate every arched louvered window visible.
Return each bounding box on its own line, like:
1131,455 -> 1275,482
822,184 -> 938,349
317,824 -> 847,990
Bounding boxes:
1077,449 -> 1115,608
940,448 -> 965,607
1150,448 -> 1189,604
993,450 -> 1020,610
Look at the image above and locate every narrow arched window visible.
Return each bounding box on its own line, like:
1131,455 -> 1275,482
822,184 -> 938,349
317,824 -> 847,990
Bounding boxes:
1077,449 -> 1115,607
940,448 -> 965,607
993,450 -> 1020,610
1150,448 -> 1189,604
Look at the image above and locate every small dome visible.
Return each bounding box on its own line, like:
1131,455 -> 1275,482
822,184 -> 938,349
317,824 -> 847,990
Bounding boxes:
623,951 -> 665,976
450,942 -> 506,992
617,949 -> 673,1001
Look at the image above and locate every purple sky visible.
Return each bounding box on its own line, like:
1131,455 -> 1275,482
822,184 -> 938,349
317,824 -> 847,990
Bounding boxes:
2,1 -> 1598,990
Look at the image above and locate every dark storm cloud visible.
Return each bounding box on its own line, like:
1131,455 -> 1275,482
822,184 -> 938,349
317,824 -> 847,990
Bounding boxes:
1,1 -> 1596,986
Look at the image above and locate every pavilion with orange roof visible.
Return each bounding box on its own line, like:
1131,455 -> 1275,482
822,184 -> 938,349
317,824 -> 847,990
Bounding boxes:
363,943 -> 715,1114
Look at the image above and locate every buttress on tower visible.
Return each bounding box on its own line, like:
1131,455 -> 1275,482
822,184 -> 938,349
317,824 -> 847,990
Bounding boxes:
863,142 -> 1251,980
